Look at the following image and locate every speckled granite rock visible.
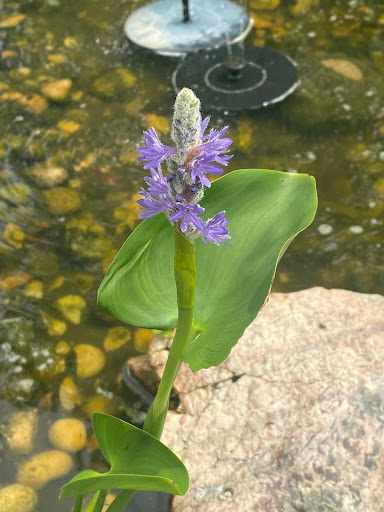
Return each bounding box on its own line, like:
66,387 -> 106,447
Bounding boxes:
128,287 -> 384,512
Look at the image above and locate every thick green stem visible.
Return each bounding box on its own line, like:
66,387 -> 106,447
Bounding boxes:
143,228 -> 196,438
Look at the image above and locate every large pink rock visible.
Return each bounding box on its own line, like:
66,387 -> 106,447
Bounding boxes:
128,288 -> 384,512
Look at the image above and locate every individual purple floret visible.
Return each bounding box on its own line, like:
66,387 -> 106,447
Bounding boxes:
200,211 -> 231,246
137,88 -> 232,245
144,167 -> 170,196
138,128 -> 176,169
137,188 -> 175,220
170,203 -> 205,233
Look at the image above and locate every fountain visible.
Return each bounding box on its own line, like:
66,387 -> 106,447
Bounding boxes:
124,0 -> 252,56
172,42 -> 299,111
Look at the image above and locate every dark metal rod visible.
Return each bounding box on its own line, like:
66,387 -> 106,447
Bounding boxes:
182,0 -> 190,22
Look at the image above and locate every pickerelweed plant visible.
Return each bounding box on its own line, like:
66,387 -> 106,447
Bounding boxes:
61,89 -> 318,512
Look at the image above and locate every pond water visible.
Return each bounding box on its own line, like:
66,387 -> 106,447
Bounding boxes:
0,0 -> 383,510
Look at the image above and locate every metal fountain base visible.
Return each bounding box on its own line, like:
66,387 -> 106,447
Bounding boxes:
124,0 -> 252,57
173,46 -> 299,111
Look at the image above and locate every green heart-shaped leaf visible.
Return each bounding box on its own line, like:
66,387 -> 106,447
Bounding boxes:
98,169 -> 317,371
60,413 -> 189,499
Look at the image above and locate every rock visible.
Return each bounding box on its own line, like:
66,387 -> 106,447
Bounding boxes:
47,54 -> 67,64
59,377 -> 82,410
28,247 -> 59,276
104,326 -> 131,352
145,114 -> 170,135
48,418 -> 87,452
41,79 -> 72,102
55,340 -> 70,355
57,119 -> 81,135
0,183 -> 31,204
74,344 -> 106,378
93,68 -> 136,98
41,187 -> 82,215
134,328 -> 154,353
2,409 -> 38,454
128,288 -> 384,512
285,55 -> 383,129
289,0 -> 318,16
16,94 -> 48,115
0,484 -> 37,512
65,212 -> 112,260
321,59 -> 363,81
0,272 -> 31,291
24,280 -> 43,299
0,14 -> 26,28
9,67 -> 32,81
28,160 -> 68,188
41,311 -> 66,336
54,295 -> 86,324
17,450 -> 73,489
3,222 -> 25,249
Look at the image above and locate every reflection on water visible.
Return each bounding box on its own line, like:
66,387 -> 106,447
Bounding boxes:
0,0 -> 383,510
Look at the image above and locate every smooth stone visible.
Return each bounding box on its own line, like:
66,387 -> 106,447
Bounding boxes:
65,212 -> 112,260
134,328 -> 154,353
3,222 -> 25,249
41,311 -> 66,336
24,280 -> 43,299
59,377 -> 82,410
28,160 -> 68,188
93,68 -> 136,98
16,94 -> 48,115
54,295 -> 86,324
41,79 -> 72,102
104,326 -> 131,352
128,288 -> 384,512
74,344 -> 106,378
249,0 -> 279,9
145,114 -> 170,135
48,418 -> 87,452
0,183 -> 31,204
57,119 -> 81,135
0,484 -> 37,512
17,450 -> 73,489
41,187 -> 82,215
321,59 -> 363,81
2,409 -> 38,454
0,14 -> 26,28
0,272 -> 31,291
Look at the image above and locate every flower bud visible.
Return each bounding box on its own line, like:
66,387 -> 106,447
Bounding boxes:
171,88 -> 201,150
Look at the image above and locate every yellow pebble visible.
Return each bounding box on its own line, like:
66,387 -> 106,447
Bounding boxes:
59,377 -> 82,410
0,14 -> 26,28
4,222 -> 25,249
55,340 -> 71,355
57,119 -> 81,134
74,344 -> 106,378
48,54 -> 67,64
134,328 -> 154,353
24,280 -> 43,299
41,311 -> 67,336
104,326 -> 131,351
49,418 -> 87,452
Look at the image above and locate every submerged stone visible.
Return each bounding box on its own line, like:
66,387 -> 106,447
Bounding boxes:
74,344 -> 106,378
0,484 -> 37,512
66,212 -> 112,260
249,0 -> 279,10
48,418 -> 87,452
134,328 -> 154,353
41,79 -> 72,102
41,311 -> 67,336
2,409 -> 38,454
93,68 -> 136,98
41,187 -> 82,215
3,222 -> 25,249
0,183 -> 32,204
321,59 -> 363,81
0,14 -> 26,28
0,273 -> 31,291
54,294 -> 86,324
57,119 -> 81,135
59,376 -> 82,410
104,326 -> 131,351
27,160 -> 68,188
17,450 -> 73,489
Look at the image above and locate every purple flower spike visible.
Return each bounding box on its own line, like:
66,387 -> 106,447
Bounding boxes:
170,203 -> 205,233
137,188 -> 175,220
144,167 -> 170,196
200,211 -> 231,246
138,128 -> 176,169
199,127 -> 233,156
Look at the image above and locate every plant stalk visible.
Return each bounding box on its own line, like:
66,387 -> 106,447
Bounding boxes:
143,228 -> 196,438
